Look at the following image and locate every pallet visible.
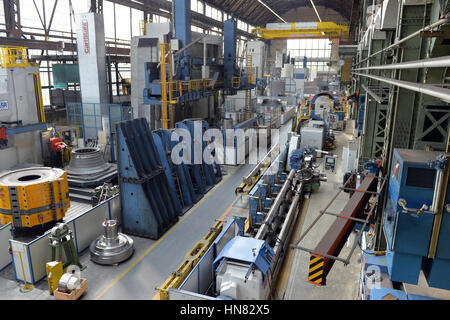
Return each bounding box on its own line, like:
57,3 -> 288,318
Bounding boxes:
54,278 -> 87,300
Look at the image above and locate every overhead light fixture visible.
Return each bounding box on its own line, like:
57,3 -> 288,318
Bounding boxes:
256,0 -> 287,23
309,0 -> 322,22
309,0 -> 326,36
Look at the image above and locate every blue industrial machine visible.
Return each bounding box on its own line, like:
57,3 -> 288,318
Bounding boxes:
248,143 -> 325,229
223,18 -> 238,94
212,236 -> 274,299
174,0 -> 191,80
363,161 -> 382,174
173,120 -> 222,195
154,128 -> 201,211
142,12 -> 253,106
152,132 -> 182,214
358,251 -> 440,300
289,146 -> 315,171
384,148 -> 450,289
116,118 -> 178,239
182,119 -> 222,184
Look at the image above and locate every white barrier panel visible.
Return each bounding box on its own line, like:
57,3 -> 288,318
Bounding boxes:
74,205 -> 109,252
197,247 -> 215,295
28,231 -> 51,284
181,261 -> 200,293
9,195 -> 119,284
168,288 -> 217,300
9,240 -> 33,283
109,195 -> 121,221
0,223 -> 12,272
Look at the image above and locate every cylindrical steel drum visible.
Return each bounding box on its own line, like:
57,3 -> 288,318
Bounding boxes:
66,147 -> 111,176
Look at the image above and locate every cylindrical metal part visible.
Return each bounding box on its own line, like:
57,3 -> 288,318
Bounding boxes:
90,219 -> 134,265
255,169 -> 295,240
273,182 -> 303,257
243,144 -> 279,184
203,37 -> 207,67
357,17 -> 449,66
431,170 -> 444,213
355,55 -> 450,71
65,147 -> 117,187
103,219 -> 118,239
352,72 -> 450,103
66,147 -> 111,176
58,272 -> 81,293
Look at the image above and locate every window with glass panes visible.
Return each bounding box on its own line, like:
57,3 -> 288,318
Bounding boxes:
7,0 -> 248,106
287,39 -> 332,76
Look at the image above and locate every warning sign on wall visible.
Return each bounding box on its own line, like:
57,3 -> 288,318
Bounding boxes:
0,101 -> 8,111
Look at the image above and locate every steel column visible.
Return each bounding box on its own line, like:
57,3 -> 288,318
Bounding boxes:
174,0 -> 192,80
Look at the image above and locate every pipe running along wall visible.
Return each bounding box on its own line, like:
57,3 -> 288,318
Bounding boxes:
352,72 -> 450,103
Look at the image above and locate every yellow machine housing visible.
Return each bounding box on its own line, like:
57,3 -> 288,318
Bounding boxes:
0,167 -> 70,229
46,261 -> 63,295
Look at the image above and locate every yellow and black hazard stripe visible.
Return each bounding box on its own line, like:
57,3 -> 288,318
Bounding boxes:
308,255 -> 324,286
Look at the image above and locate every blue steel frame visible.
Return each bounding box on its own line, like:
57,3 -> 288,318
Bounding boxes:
224,18 -> 237,93
174,0 -> 192,80
155,128 -> 201,208
116,118 -> 178,239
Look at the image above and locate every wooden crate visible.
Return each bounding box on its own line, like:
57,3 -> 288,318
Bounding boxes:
54,278 -> 87,300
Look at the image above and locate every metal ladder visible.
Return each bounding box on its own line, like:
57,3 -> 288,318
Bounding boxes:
171,165 -> 184,208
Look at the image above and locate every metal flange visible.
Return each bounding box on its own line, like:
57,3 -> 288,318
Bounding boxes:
66,147 -> 117,187
90,219 -> 134,265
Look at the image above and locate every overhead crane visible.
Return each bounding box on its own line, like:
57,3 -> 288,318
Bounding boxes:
252,22 -> 349,40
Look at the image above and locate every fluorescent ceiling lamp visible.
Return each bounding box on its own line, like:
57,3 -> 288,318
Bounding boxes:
256,0 -> 287,23
309,0 -> 322,22
309,0 -> 326,36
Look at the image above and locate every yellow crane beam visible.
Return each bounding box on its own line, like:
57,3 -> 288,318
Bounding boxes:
253,22 -> 349,40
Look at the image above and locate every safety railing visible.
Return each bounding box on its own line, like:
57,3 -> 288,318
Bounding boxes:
232,76 -> 241,89
0,46 -> 35,68
163,78 -> 223,100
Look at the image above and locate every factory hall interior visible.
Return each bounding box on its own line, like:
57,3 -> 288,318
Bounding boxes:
0,0 -> 450,304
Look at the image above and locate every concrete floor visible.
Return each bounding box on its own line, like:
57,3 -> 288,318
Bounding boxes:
285,129 -> 362,300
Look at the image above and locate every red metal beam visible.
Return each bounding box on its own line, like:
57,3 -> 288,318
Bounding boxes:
308,174 -> 377,286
